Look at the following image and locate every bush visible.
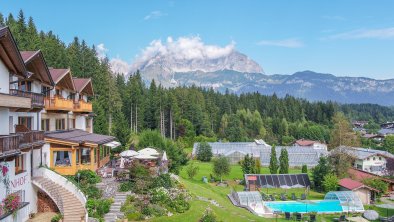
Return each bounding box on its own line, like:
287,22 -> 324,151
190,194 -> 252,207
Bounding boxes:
119,181 -> 134,192
150,204 -> 166,217
302,165 -> 308,173
86,198 -> 113,218
196,142 -> 213,162
127,212 -> 143,221
50,214 -> 63,222
363,178 -> 388,198
168,193 -> 190,213
150,174 -> 173,189
323,173 -> 338,192
200,208 -> 217,222
75,170 -> 101,184
186,162 -> 199,179
81,184 -> 102,199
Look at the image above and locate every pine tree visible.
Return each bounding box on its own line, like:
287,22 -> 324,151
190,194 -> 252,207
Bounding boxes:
279,148 -> 289,174
269,146 -> 278,174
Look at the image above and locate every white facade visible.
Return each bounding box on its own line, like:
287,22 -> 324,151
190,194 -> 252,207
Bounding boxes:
354,154 -> 387,176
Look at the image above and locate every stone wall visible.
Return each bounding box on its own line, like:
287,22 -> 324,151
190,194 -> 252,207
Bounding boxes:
37,191 -> 59,213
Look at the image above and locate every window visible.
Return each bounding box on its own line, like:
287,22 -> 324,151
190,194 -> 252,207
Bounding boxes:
18,116 -> 33,130
15,155 -> 24,174
69,93 -> 75,100
55,119 -> 65,130
41,119 -> 50,131
42,86 -> 51,97
86,118 -> 91,128
55,89 -> 62,97
81,148 -> 91,164
19,81 -> 32,91
70,119 -> 76,129
94,148 -> 97,163
373,157 -> 376,161
356,164 -> 362,169
53,151 -> 72,166
367,158 -> 370,161
76,149 -> 80,165
379,157 -> 382,160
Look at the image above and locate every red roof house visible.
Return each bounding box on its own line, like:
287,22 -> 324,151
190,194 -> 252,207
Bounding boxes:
339,178 -> 379,205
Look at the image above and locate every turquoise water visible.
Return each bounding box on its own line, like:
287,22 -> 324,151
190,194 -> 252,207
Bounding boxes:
265,200 -> 343,213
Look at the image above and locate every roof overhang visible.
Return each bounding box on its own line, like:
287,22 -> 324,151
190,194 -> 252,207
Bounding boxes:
0,27 -> 28,78
21,50 -> 55,87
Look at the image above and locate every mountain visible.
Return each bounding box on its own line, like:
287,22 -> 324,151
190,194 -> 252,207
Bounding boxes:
130,50 -> 394,106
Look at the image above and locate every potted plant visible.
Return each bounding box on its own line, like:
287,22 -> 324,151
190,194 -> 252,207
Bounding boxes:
2,193 -> 20,217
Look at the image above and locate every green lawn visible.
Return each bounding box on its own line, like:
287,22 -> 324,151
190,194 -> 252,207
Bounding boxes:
150,160 -> 343,222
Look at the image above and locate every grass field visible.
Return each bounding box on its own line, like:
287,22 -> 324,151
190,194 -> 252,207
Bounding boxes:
150,160 -> 343,222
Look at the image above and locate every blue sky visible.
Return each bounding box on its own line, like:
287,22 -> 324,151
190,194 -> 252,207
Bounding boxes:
2,0 -> 394,79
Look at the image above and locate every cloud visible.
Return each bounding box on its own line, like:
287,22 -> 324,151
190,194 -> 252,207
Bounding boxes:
321,15 -> 346,21
144,11 -> 166,20
96,43 -> 108,60
327,27 -> 394,40
110,58 -> 131,75
130,36 -> 236,70
256,38 -> 304,48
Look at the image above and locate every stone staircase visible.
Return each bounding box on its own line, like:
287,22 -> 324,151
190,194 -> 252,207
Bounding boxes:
103,192 -> 128,222
32,177 -> 86,222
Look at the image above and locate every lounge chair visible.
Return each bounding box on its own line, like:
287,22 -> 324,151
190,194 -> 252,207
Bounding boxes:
301,193 -> 306,200
291,193 -> 296,200
333,214 -> 346,222
310,214 -> 316,222
270,194 -> 275,201
261,193 -> 267,201
280,193 -> 287,201
295,213 -> 302,221
285,212 -> 291,220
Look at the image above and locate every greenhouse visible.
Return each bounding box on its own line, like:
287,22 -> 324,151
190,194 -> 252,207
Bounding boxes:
234,191 -> 265,215
244,174 -> 311,190
324,191 -> 365,212
260,146 -> 328,167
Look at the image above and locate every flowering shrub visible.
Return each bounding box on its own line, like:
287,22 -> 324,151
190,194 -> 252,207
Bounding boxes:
2,193 -> 20,216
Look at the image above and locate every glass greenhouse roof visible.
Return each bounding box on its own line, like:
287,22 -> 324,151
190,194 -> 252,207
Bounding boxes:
324,191 -> 364,212
236,191 -> 262,207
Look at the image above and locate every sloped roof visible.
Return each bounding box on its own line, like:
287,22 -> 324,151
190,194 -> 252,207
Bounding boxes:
192,141 -> 272,157
45,129 -> 115,145
339,178 -> 379,192
0,27 -> 28,77
294,139 -> 322,146
260,146 -> 328,167
20,50 -> 54,86
333,146 -> 394,160
73,78 -> 94,96
49,68 -> 76,91
348,168 -> 394,184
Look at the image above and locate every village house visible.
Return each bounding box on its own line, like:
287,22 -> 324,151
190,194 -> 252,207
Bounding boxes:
292,139 -> 327,150
348,168 -> 394,192
0,27 -> 118,222
333,146 -> 394,176
338,178 -> 379,205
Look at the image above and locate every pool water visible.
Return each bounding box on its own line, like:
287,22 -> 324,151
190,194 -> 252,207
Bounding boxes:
265,200 -> 343,213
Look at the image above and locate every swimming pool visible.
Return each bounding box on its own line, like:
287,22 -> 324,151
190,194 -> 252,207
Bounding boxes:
264,200 -> 343,213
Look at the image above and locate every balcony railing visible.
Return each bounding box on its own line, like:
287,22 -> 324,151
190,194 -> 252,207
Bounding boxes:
74,100 -> 93,113
45,96 -> 74,111
0,134 -> 20,155
18,131 -> 45,145
9,89 -> 45,108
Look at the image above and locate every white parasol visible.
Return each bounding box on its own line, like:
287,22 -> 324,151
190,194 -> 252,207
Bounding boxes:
138,147 -> 160,156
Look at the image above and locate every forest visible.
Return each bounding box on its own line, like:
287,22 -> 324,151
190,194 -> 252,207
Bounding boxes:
2,10 -> 394,149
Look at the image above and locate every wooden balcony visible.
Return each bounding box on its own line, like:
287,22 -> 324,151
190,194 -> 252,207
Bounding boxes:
0,135 -> 20,157
0,92 -> 31,109
45,96 -> 74,112
18,131 -> 45,147
73,100 -> 93,113
9,89 -> 45,111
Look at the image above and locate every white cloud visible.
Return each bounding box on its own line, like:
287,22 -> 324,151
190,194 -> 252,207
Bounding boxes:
327,27 -> 394,40
256,38 -> 304,48
130,36 -> 236,70
96,43 -> 108,60
144,11 -> 166,20
110,58 -> 131,75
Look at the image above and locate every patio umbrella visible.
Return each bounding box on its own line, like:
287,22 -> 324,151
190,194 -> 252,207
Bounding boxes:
292,184 -> 305,188
120,157 -> 125,168
138,147 -> 160,156
134,153 -> 159,160
120,150 -> 139,157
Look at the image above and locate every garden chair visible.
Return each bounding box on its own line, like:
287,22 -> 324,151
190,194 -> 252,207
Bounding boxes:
280,193 -> 287,201
285,212 -> 291,220
269,194 -> 275,201
333,214 -> 346,222
291,193 -> 296,200
295,213 -> 302,221
309,214 -> 316,222
301,193 -> 306,200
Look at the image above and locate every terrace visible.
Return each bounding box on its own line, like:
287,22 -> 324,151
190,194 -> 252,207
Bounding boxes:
9,89 -> 45,110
